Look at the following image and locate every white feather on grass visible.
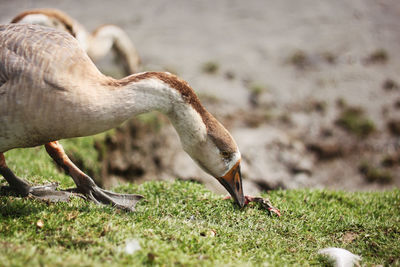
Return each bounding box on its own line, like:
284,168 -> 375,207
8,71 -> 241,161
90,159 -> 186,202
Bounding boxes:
123,239 -> 141,255
318,247 -> 361,267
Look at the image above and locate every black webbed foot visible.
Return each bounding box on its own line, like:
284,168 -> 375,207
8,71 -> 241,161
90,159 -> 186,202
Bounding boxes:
70,183 -> 143,212
29,183 -> 73,202
1,180 -> 73,202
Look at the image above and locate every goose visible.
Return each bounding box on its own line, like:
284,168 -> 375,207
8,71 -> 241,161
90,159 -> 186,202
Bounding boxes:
0,24 -> 245,211
11,8 -> 140,75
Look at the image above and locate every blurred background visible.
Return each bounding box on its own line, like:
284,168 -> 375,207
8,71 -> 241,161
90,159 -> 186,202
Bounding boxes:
1,0 -> 399,195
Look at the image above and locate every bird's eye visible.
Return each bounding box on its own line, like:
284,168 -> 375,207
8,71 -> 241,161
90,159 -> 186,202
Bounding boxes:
220,151 -> 231,159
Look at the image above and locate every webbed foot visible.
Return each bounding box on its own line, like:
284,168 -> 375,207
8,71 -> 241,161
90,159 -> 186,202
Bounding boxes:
69,183 -> 143,212
45,141 -> 144,212
0,179 -> 73,202
29,183 -> 73,202
0,156 -> 73,202
1,150 -> 143,211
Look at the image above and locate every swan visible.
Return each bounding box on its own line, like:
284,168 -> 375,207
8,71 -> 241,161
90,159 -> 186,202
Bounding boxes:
0,24 -> 245,211
11,8 -> 140,75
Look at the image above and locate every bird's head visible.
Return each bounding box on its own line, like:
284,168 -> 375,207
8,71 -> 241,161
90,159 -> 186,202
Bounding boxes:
179,113 -> 245,208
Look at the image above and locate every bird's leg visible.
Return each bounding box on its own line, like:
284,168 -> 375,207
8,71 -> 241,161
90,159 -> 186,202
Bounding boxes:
0,153 -> 30,196
0,152 -> 71,201
44,141 -> 143,211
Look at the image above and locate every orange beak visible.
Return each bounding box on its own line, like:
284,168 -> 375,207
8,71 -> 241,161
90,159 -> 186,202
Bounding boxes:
218,160 -> 245,208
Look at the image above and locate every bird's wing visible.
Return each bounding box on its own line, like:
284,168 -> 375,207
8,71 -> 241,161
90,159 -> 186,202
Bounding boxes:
0,24 -> 100,92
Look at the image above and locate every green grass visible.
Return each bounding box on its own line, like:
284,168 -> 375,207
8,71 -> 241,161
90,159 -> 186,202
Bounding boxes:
1,137 -> 400,266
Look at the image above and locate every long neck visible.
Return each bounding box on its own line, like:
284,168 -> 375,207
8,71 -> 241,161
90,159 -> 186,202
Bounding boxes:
88,25 -> 140,74
91,71 -> 238,177
104,72 -> 209,147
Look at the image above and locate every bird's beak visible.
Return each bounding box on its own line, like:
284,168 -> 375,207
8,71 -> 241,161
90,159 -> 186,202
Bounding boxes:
218,160 -> 245,208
